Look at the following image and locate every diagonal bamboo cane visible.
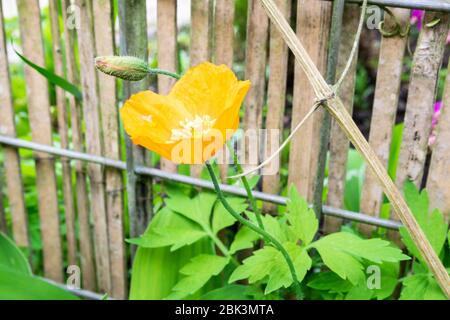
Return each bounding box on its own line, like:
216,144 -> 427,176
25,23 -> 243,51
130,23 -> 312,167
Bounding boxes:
259,0 -> 450,298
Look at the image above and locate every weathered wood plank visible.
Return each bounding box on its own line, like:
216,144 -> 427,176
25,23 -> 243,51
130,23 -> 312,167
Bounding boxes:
391,11 -> 449,242
92,0 -> 126,299
75,0 -> 111,292
262,0 -> 290,212
0,166 -> 6,234
157,0 -> 178,173
119,0 -> 152,244
244,0 -> 269,170
17,0 -> 63,282
396,12 -> 449,189
288,0 -> 331,201
359,8 -> 410,236
214,0 -> 235,180
325,4 -> 360,233
49,0 -> 77,267
427,52 -> 450,222
190,0 -> 212,177
0,0 -> 29,247
62,0 -> 97,291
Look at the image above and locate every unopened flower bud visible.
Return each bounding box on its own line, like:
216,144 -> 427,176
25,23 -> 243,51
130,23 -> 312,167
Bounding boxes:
95,56 -> 149,81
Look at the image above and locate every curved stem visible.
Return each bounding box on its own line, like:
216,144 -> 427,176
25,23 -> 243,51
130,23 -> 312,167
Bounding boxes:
206,162 -> 302,299
208,230 -> 240,266
148,68 -> 181,80
227,143 -> 265,233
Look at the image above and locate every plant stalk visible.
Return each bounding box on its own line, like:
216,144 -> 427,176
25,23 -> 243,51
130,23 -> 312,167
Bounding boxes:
227,144 -> 266,233
206,162 -> 302,299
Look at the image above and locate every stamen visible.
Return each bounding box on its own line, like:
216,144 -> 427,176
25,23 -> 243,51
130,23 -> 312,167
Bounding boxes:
168,115 -> 216,143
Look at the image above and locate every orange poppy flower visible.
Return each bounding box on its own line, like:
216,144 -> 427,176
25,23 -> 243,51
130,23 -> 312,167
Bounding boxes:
120,62 -> 251,164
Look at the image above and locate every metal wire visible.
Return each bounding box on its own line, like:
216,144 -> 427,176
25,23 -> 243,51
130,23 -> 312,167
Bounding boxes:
322,0 -> 450,12
0,135 -> 402,230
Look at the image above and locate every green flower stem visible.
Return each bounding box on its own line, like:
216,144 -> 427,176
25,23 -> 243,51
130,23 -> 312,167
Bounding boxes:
226,143 -> 266,234
206,162 -> 302,299
208,230 -> 239,267
148,68 -> 181,80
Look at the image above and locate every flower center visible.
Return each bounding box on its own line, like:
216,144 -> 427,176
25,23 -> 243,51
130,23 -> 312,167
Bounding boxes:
168,115 -> 216,143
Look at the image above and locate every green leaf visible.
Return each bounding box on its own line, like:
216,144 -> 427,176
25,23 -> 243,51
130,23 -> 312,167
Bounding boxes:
229,242 -> 311,294
0,266 -> 79,300
165,192 -> 217,230
212,197 -> 248,234
307,272 -> 353,293
127,207 -> 207,251
286,186 -> 318,245
308,262 -> 400,300
129,238 -> 215,300
400,274 -> 446,300
399,182 -> 448,263
345,282 -> 374,300
261,215 -> 287,243
312,232 -> 408,284
166,254 -> 229,300
0,232 -> 32,274
14,48 -> 83,101
229,226 -> 260,254
200,285 -> 251,300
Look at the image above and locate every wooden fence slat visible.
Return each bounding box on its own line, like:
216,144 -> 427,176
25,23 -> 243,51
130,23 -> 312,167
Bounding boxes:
0,0 -> 29,247
17,0 -> 63,282
262,0 -> 290,212
92,0 -> 126,299
324,4 -> 360,233
214,0 -> 235,180
119,0 -> 152,245
244,0 -> 269,170
359,8 -> 410,236
0,166 -> 6,234
49,0 -> 77,267
61,0 -> 97,291
395,12 -> 449,190
76,0 -> 111,292
288,0 -> 331,201
158,0 -> 178,174
390,11 -> 449,242
190,0 -> 212,177
427,47 -> 450,223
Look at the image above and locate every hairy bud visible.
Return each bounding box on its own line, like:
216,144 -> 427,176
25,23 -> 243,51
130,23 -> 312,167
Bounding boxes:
95,56 -> 149,81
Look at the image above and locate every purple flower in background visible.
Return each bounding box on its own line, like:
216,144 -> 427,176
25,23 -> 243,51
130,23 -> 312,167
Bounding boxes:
411,10 -> 425,29
429,101 -> 443,148
411,10 -> 450,45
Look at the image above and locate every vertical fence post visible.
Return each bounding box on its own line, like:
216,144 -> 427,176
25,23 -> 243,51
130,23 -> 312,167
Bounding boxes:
157,0 -> 178,174
119,0 -> 152,249
0,165 -> 6,234
0,0 -> 29,248
359,8 -> 410,236
92,0 -> 127,299
49,0 -> 78,268
427,54 -> 450,223
75,0 -> 112,292
244,0 -> 269,171
190,0 -> 212,177
325,3 -> 360,233
61,0 -> 97,291
288,0 -> 331,204
262,0 -> 290,213
214,0 -> 235,180
391,11 -> 449,242
312,0 -> 344,221
17,0 -> 63,282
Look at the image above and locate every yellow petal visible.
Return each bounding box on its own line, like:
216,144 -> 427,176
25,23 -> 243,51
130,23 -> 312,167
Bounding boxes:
169,62 -> 242,118
120,91 -> 191,144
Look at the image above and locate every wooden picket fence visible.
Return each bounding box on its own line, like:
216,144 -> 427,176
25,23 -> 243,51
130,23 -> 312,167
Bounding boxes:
0,0 -> 449,299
